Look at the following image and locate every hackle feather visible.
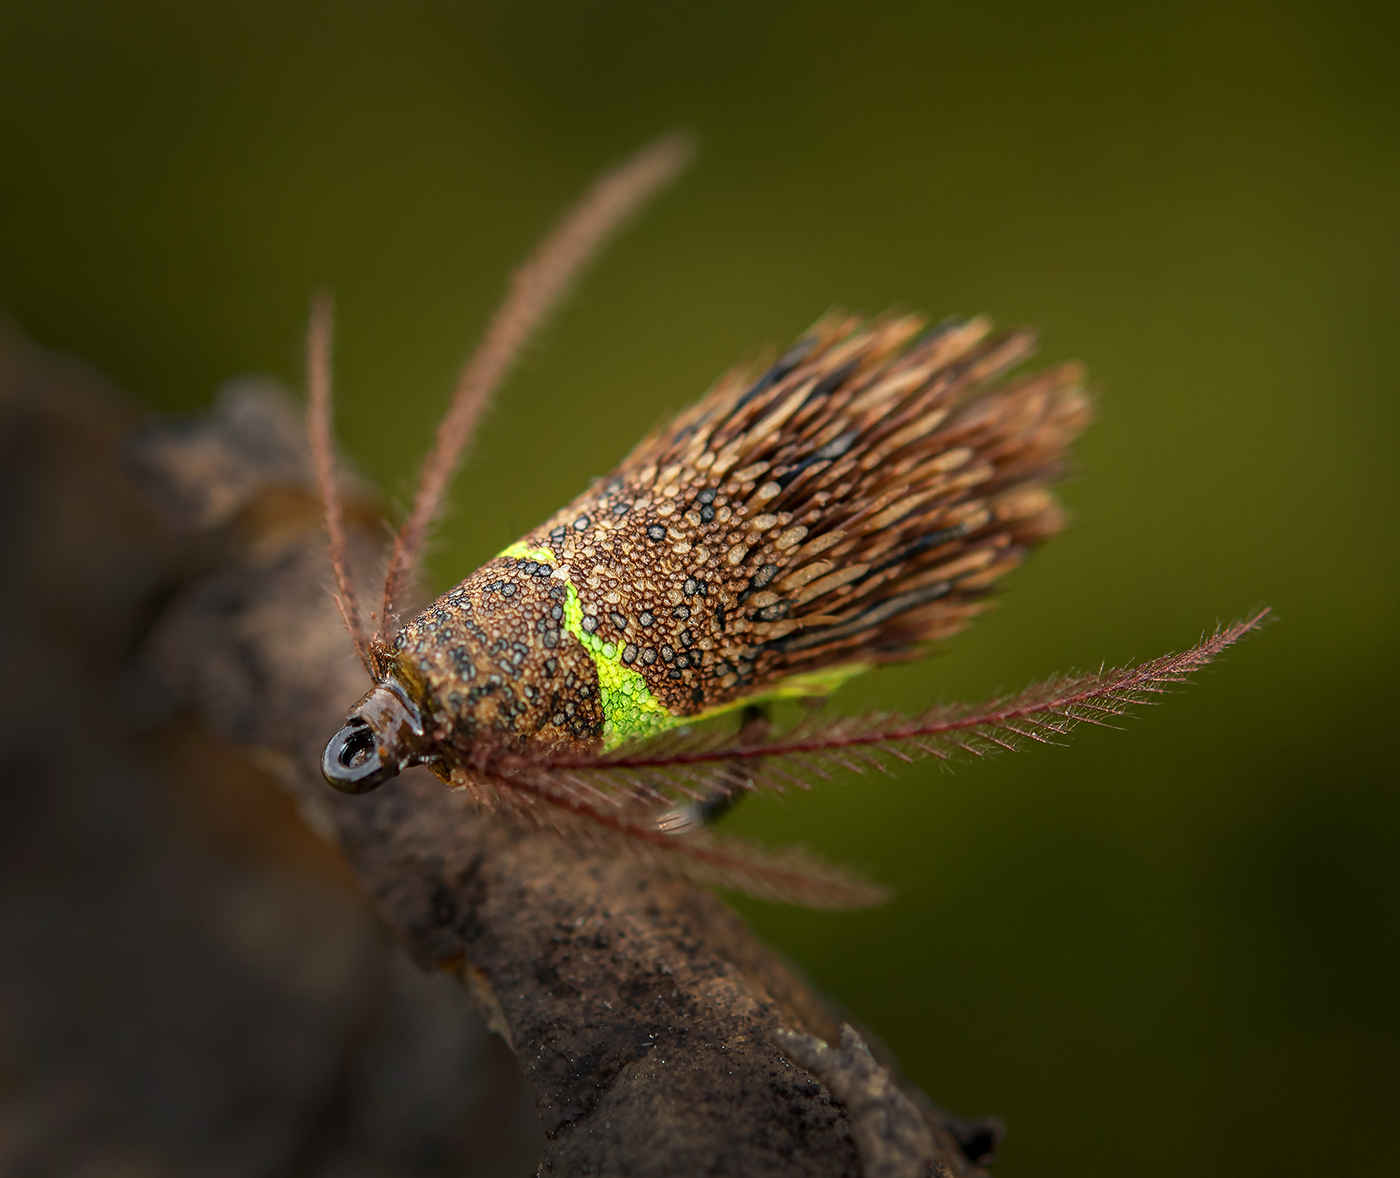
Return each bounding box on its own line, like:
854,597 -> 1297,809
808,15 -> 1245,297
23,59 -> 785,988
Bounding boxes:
462,612 -> 1268,906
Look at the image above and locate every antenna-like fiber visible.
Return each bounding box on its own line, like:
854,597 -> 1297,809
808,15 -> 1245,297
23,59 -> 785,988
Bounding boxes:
377,132 -> 696,641
510,609 -> 1272,799
467,612 -> 1268,905
306,292 -> 375,677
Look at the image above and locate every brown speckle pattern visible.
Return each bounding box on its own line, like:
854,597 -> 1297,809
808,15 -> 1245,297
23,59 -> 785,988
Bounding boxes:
392,312 -> 1089,747
394,563 -> 604,746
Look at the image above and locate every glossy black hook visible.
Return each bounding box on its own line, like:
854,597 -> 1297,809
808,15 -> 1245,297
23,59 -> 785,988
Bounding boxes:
322,719 -> 400,794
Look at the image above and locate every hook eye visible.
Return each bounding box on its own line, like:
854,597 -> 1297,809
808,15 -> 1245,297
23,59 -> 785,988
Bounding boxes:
322,719 -> 399,794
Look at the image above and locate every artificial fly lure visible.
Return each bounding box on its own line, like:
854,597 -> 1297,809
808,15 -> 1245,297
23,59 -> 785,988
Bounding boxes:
308,135 -> 1266,908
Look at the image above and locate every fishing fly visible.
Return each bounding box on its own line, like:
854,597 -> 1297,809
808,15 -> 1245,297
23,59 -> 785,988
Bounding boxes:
308,135 -> 1264,907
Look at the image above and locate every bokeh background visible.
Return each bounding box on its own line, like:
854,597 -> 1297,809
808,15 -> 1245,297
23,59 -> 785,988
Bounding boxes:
2,1 -> 1396,1174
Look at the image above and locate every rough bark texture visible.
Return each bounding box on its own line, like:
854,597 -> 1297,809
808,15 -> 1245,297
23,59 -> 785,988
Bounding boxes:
1,317 -> 999,1177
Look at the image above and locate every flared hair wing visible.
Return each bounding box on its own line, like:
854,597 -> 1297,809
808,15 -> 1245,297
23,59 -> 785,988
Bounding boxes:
515,312 -> 1092,718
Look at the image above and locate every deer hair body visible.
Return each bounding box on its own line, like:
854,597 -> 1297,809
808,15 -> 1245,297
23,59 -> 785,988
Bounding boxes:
309,135 -> 1266,908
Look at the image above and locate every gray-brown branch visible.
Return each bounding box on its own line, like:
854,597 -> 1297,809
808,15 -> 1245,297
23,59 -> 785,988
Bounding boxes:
1,318 -> 997,1177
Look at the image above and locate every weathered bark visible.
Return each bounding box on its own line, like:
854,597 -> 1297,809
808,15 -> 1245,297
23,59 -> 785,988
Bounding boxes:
1,318 -> 999,1177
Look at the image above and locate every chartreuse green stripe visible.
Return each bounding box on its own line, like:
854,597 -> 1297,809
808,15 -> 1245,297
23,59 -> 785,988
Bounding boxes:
499,542 -> 556,564
559,580 -> 674,748
499,540 -> 670,747
497,540 -> 868,749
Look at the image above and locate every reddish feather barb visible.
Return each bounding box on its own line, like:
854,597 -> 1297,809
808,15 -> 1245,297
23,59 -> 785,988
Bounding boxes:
376,133 -> 695,641
455,610 -> 1268,907
497,609 -> 1271,804
451,765 -> 888,909
305,292 -> 375,676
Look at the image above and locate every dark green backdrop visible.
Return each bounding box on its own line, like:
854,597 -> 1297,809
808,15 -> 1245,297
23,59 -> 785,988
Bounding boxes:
3,2 -> 1396,1173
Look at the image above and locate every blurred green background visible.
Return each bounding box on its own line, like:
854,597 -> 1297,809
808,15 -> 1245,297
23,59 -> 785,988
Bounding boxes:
2,1 -> 1396,1173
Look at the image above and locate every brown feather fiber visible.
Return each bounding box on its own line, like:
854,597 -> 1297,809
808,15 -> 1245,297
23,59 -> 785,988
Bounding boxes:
464,612 -> 1268,907
516,312 -> 1092,716
524,612 -> 1271,792
443,765 -> 888,909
